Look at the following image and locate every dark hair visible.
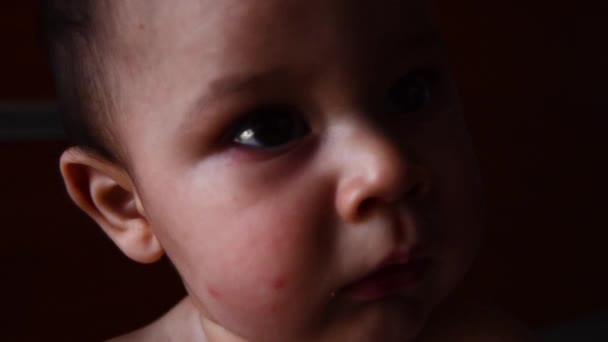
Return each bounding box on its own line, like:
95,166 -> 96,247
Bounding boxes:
40,0 -> 123,164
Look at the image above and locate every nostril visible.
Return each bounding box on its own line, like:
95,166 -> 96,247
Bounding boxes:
357,197 -> 375,220
357,195 -> 400,221
354,178 -> 430,221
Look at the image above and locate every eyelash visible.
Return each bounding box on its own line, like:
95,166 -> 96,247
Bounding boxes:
226,68 -> 442,150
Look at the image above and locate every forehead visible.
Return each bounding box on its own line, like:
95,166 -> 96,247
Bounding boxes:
105,0 -> 437,65
108,0 -> 434,30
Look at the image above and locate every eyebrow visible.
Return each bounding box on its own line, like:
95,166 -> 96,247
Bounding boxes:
180,30 -> 445,131
179,67 -> 301,132
207,68 -> 297,105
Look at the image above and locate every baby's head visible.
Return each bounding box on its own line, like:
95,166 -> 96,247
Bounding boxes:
47,0 -> 483,340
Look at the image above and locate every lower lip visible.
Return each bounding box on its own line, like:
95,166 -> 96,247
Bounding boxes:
341,259 -> 430,301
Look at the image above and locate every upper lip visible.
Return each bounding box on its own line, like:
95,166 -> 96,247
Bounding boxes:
339,209 -> 433,293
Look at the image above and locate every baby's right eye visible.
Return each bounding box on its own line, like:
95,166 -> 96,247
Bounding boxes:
229,105 -> 310,149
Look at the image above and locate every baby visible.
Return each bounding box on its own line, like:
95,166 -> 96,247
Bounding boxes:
43,0 -> 533,341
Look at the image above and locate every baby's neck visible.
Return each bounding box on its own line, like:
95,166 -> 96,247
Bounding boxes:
107,296 -> 208,342
109,295 -> 529,342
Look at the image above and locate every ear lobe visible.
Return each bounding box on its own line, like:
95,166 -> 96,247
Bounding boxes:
59,147 -> 164,264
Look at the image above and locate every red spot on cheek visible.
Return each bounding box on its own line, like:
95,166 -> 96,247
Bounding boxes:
271,278 -> 286,290
208,287 -> 221,299
270,303 -> 279,314
138,23 -> 145,30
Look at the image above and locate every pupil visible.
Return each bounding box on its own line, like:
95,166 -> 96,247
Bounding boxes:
252,114 -> 296,146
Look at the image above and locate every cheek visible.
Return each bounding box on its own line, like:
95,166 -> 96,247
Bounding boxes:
203,206 -> 327,335
152,176 -> 332,334
428,138 -> 483,288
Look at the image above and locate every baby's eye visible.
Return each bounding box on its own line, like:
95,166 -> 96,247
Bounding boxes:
230,105 -> 310,149
387,69 -> 435,114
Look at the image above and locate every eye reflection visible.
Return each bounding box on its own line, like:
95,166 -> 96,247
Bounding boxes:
232,105 -> 310,149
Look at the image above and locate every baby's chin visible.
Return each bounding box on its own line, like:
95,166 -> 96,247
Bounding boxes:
336,296 -> 433,340
259,294 -> 434,342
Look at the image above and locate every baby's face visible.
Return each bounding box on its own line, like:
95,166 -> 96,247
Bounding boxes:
107,0 -> 482,340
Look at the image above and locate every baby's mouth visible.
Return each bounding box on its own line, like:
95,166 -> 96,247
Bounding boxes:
339,258 -> 430,301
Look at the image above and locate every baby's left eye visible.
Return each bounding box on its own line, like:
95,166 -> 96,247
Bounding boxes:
387,69 -> 435,114
230,105 -> 310,149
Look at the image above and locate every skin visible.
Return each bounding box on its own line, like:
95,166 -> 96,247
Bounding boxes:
57,0 -> 512,341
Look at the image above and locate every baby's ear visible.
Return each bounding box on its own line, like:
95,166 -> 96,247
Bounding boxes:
59,147 -> 164,264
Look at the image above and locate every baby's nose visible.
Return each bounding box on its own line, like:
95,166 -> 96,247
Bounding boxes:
334,125 -> 431,223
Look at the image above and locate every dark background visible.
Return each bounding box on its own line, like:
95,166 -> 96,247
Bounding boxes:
1,1 -> 606,341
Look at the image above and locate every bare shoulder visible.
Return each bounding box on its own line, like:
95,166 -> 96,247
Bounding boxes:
417,298 -> 538,342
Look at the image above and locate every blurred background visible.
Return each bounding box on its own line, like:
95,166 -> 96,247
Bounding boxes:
1,1 -> 606,341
